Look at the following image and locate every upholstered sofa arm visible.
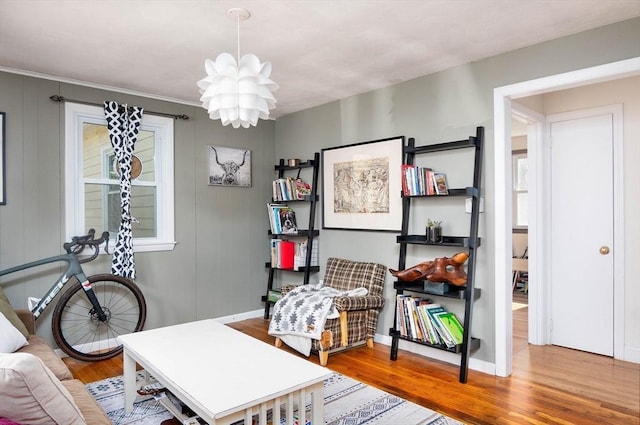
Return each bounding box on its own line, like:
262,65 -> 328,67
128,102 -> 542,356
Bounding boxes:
15,308 -> 36,335
333,295 -> 384,311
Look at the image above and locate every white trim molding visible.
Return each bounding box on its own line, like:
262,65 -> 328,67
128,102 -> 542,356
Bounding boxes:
493,57 -> 640,377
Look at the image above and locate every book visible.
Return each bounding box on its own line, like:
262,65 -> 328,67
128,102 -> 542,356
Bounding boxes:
267,203 -> 286,234
418,305 -> 441,344
278,240 -> 295,269
401,164 -> 413,196
278,207 -> 298,234
434,311 -> 464,345
424,304 -> 456,347
396,295 -> 407,337
425,170 -> 435,195
433,172 -> 449,195
267,290 -> 282,303
293,239 -> 319,270
267,203 -> 298,234
294,178 -> 312,200
266,203 -> 280,233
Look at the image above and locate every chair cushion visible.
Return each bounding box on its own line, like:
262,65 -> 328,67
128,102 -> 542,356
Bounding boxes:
0,352 -> 85,425
61,379 -> 111,424
0,287 -> 29,338
324,257 -> 386,296
17,335 -> 73,381
0,312 -> 28,353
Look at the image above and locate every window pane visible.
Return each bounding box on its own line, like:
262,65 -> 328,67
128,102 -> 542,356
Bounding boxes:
84,183 -> 120,234
515,157 -> 528,191
85,184 -> 157,237
83,123 -> 112,179
135,130 -> 155,182
131,186 -> 157,238
516,192 -> 528,226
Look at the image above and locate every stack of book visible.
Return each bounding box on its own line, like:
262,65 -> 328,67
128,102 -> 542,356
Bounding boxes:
272,177 -> 312,201
395,295 -> 464,348
270,239 -> 319,270
293,240 -> 319,271
267,203 -> 298,234
401,165 -> 448,196
270,240 -> 295,269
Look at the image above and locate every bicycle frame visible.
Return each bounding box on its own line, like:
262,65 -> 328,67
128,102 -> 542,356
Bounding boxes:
0,253 -> 106,321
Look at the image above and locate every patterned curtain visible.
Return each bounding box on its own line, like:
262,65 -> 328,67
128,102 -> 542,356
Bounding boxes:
104,101 -> 144,279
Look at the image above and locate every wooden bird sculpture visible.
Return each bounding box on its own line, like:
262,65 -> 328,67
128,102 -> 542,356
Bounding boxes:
389,252 -> 469,286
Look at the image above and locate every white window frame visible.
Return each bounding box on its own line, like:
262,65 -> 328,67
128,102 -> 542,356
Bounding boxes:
64,102 -> 176,252
512,151 -> 528,229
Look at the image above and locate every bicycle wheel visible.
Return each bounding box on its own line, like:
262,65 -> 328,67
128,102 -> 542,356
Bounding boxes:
52,274 -> 147,361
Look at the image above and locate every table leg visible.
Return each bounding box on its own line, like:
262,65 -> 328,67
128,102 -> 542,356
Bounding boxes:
311,382 -> 324,425
123,348 -> 136,414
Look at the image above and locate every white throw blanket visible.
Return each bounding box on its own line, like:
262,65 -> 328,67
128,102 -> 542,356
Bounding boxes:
268,283 -> 368,356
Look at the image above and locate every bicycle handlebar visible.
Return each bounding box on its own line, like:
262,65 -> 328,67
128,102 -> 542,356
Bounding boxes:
63,229 -> 110,263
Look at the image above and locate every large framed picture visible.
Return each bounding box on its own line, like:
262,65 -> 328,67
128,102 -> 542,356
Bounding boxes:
322,136 -> 404,231
0,112 -> 5,205
208,145 -> 251,187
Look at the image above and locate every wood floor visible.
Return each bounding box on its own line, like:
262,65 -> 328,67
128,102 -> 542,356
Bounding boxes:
64,310 -> 640,425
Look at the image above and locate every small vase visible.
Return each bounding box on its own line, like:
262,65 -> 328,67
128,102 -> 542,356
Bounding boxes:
427,226 -> 443,243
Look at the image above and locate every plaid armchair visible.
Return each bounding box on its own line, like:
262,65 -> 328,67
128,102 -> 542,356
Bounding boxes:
277,257 -> 386,366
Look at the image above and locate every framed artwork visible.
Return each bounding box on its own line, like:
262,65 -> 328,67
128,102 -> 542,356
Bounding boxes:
0,112 -> 5,205
322,136 -> 404,231
208,145 -> 251,187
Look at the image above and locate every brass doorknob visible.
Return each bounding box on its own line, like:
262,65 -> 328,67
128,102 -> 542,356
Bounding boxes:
600,246 -> 610,255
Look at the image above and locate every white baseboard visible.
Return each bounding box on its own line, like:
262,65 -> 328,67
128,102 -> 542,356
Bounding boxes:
374,333 -> 496,376
624,346 -> 640,363
219,311 -> 498,375
214,309 -> 264,324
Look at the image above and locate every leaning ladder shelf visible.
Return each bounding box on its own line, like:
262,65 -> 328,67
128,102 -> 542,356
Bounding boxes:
262,153 -> 320,319
389,127 -> 484,384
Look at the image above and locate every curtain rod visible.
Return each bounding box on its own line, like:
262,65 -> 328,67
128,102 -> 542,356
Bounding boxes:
49,95 -> 189,120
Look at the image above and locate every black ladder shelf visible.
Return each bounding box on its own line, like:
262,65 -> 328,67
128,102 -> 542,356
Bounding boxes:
389,127 -> 484,383
262,152 -> 320,319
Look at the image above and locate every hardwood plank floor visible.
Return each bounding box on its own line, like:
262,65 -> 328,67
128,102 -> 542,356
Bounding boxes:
64,316 -> 639,425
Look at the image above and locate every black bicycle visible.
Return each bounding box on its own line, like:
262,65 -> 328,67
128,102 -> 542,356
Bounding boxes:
0,229 -> 147,361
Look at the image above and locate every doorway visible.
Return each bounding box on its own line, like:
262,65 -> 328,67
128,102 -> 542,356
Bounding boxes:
493,57 -> 639,377
547,107 -> 620,356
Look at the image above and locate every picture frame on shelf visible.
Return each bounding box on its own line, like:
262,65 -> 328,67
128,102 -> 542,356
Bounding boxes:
208,145 -> 251,187
0,112 -> 5,205
322,136 -> 404,231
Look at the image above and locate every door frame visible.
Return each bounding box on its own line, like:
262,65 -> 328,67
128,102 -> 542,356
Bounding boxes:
510,103 -> 545,347
493,57 -> 640,377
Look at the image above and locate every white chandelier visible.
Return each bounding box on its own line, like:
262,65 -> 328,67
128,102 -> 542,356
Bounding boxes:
197,8 -> 278,129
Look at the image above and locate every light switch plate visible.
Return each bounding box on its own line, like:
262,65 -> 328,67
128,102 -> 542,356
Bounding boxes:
465,197 -> 484,213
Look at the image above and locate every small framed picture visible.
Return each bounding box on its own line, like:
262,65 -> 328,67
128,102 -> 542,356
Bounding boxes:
208,145 -> 251,187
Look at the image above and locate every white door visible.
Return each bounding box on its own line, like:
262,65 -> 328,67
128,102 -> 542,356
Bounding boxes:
548,111 -> 614,356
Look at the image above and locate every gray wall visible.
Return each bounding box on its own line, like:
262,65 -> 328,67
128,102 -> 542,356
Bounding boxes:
273,18 -> 640,364
0,18 -> 638,365
0,76 -> 275,344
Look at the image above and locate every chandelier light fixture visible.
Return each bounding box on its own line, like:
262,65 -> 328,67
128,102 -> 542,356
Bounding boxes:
197,8 -> 278,129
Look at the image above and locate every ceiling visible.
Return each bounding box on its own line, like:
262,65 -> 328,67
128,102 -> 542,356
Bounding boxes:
1,0 -> 638,119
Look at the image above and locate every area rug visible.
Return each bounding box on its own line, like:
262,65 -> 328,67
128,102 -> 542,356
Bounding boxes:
86,371 -> 463,425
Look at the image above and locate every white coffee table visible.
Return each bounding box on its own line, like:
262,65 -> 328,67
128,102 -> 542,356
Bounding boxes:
118,319 -> 331,425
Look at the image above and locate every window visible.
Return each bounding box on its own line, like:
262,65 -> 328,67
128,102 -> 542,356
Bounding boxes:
65,102 -> 175,252
512,152 -> 528,228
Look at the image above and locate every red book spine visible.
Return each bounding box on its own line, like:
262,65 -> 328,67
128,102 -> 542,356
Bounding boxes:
279,241 -> 295,269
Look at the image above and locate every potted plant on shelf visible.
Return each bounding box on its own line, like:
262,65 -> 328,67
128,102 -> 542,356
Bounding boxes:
426,219 -> 443,243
